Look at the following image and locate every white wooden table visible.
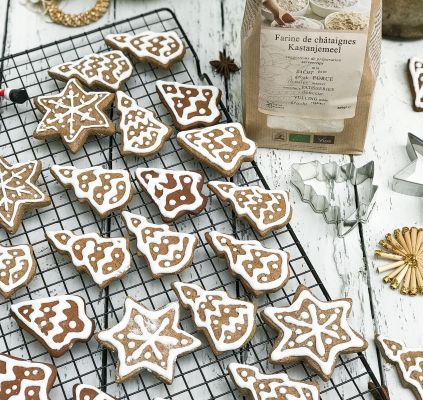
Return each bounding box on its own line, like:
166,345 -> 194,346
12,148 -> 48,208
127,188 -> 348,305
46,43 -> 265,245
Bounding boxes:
1,1 -> 422,399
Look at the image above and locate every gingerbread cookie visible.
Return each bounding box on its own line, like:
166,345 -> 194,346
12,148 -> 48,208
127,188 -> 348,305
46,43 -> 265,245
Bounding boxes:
228,363 -> 320,400
51,165 -> 133,218
96,297 -> 201,384
73,384 -> 116,400
0,244 -> 36,298
156,80 -> 221,130
205,231 -> 290,297
122,211 -> 197,278
172,282 -> 256,354
34,79 -> 115,153
177,123 -> 256,177
48,51 -> 133,92
115,91 -> 172,156
409,58 -> 423,112
375,335 -> 423,400
0,353 -> 57,400
208,181 -> 292,237
261,285 -> 368,381
46,230 -> 131,288
135,168 -> 207,222
105,31 -> 185,69
0,158 -> 50,234
10,295 -> 95,357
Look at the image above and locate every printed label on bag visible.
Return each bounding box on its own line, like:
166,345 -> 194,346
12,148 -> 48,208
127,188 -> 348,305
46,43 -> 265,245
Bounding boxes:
258,5 -> 370,120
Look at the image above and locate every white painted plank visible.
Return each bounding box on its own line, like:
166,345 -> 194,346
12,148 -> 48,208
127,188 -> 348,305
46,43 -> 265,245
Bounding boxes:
356,37 -> 423,400
0,1 -> 9,56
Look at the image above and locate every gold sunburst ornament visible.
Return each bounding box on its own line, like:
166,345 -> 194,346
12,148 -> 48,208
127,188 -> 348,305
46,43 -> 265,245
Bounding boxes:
375,227 -> 423,296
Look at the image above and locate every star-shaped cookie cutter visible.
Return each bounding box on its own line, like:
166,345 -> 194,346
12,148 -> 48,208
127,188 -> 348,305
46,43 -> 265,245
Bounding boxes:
291,160 -> 378,237
393,133 -> 423,197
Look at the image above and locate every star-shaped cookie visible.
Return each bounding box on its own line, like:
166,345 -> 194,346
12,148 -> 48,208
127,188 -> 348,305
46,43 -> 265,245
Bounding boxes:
96,297 -> 201,384
228,362 -> 320,400
0,353 -> 57,400
0,158 -> 51,234
261,285 -> 368,381
34,79 -> 115,153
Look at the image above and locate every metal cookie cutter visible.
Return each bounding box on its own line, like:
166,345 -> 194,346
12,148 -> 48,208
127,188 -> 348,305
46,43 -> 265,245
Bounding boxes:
291,161 -> 378,237
393,133 -> 423,197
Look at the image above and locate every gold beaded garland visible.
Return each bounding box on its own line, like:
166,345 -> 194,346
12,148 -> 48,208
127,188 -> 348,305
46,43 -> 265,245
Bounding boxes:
42,0 -> 110,27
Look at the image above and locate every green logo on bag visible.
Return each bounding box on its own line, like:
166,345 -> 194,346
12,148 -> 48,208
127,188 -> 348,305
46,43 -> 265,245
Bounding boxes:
289,134 -> 310,143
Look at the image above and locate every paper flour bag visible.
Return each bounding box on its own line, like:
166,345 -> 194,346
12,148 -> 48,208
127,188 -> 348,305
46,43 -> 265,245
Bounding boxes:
241,0 -> 382,154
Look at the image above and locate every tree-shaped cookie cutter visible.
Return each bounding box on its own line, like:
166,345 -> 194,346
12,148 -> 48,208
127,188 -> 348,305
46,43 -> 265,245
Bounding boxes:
291,161 -> 378,237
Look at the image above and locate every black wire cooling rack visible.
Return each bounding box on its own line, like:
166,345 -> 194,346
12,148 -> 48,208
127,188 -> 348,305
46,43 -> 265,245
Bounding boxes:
0,8 -> 385,400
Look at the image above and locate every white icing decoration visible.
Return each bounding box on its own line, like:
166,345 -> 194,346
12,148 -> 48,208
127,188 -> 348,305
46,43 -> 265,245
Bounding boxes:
376,335 -> 423,399
106,31 -> 185,67
206,231 -> 289,295
122,211 -> 197,277
0,244 -> 35,298
10,295 -> 94,356
228,363 -> 319,400
262,286 -> 366,378
409,57 -> 423,109
35,79 -> 114,150
156,80 -> 221,128
173,282 -> 256,353
177,123 -> 256,175
116,91 -> 172,156
96,298 -> 201,383
46,230 -> 131,287
48,51 -> 133,91
0,159 -> 49,232
135,167 -> 207,221
208,181 -> 291,236
0,354 -> 55,400
73,383 -> 115,400
51,165 -> 133,217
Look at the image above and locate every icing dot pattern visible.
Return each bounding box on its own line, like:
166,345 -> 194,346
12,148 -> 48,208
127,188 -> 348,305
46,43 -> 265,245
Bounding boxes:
228,363 -> 320,400
208,181 -> 292,236
116,92 -> 172,156
135,168 -> 207,222
0,354 -> 56,400
156,80 -> 221,129
122,211 -> 197,277
51,165 -> 132,218
173,282 -> 256,354
74,383 -> 115,400
106,31 -> 185,68
0,244 -> 35,298
206,231 -> 289,296
177,123 -> 256,176
48,51 -> 133,91
47,230 -> 131,288
10,295 -> 94,357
